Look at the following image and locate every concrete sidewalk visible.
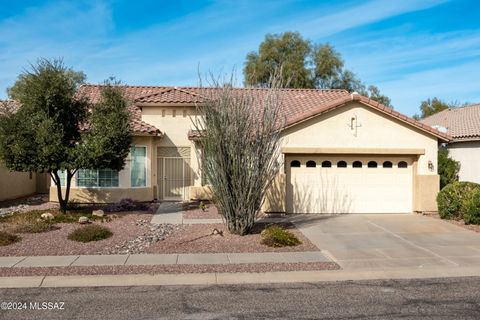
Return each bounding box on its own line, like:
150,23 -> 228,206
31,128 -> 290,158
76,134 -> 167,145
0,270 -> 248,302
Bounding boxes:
1,266 -> 480,288
0,251 -> 331,268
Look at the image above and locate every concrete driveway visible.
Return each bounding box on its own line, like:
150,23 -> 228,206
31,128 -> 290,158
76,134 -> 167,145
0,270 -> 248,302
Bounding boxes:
293,214 -> 480,270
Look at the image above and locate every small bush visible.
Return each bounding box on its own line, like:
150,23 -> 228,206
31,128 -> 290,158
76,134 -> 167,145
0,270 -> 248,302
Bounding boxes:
437,181 -> 480,220
12,221 -> 59,234
104,198 -> 149,212
463,189 -> 480,225
68,225 -> 113,243
260,225 -> 301,247
0,231 -> 21,246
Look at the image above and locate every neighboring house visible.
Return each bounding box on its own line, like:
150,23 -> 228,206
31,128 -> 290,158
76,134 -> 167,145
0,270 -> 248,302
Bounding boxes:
0,100 -> 50,201
49,85 -> 450,214
422,104 -> 480,184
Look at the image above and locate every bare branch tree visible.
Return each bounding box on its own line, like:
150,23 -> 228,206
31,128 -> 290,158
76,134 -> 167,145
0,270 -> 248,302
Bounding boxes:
193,72 -> 285,235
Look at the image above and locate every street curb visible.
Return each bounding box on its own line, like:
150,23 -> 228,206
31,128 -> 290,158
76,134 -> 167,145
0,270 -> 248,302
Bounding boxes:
1,267 -> 480,288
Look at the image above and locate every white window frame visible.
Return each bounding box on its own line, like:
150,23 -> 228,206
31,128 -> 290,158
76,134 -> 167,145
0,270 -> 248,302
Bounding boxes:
76,168 -> 120,188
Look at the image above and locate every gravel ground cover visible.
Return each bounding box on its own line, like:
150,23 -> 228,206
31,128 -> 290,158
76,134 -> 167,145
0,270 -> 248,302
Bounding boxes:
182,205 -> 222,220
0,262 -> 340,277
0,194 -> 57,216
0,212 -> 157,256
145,222 -> 317,254
419,212 -> 480,233
0,218 -> 316,256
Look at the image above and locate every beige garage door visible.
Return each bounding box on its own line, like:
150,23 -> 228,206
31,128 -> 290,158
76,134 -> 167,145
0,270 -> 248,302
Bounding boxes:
286,155 -> 413,214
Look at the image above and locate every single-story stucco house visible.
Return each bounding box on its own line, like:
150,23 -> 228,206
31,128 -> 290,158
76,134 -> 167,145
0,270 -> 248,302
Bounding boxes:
50,85 -> 450,214
422,104 -> 480,184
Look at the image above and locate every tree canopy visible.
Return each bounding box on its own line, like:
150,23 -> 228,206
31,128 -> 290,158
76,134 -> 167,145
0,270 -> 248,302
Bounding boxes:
0,59 -> 132,212
413,97 -> 458,120
244,32 -> 391,107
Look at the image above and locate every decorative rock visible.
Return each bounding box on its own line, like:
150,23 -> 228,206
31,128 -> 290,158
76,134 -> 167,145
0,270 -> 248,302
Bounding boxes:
78,216 -> 89,224
99,220 -> 182,254
40,212 -> 54,221
92,209 -> 105,217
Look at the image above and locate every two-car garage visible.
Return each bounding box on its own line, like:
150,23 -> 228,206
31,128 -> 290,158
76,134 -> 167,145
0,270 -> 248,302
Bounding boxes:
285,154 -> 414,214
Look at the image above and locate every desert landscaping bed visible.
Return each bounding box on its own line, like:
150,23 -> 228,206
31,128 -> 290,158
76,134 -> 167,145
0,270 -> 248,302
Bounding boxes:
0,262 -> 340,277
0,212 -> 160,256
419,212 -> 480,233
144,222 -> 317,254
0,205 -> 318,256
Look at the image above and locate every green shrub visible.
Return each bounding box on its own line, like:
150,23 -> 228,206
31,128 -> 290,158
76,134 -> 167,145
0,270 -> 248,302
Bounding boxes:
0,231 -> 21,246
68,225 -> 113,243
437,181 -> 480,220
12,221 -> 59,234
463,189 -> 480,225
260,225 -> 301,247
438,148 -> 460,189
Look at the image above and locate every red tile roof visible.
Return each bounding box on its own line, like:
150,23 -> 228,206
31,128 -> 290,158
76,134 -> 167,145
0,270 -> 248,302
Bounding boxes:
422,104 -> 480,142
78,85 -> 162,136
81,85 -> 450,141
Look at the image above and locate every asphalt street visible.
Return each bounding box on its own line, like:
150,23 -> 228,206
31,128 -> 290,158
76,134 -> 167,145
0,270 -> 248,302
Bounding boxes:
0,277 -> 479,319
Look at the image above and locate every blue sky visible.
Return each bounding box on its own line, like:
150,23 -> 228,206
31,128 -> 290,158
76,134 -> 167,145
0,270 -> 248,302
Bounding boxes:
0,0 -> 479,116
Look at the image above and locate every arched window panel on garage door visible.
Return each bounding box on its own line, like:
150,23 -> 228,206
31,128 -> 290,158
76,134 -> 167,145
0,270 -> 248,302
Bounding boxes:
368,161 -> 378,168
383,161 -> 393,168
398,161 -> 408,168
306,160 -> 316,168
352,161 -> 363,168
337,161 -> 347,168
321,160 -> 332,168
290,160 -> 301,167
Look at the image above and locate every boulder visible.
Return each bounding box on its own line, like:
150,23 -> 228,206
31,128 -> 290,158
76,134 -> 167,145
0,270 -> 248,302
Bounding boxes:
92,209 -> 105,217
78,216 -> 89,224
40,212 -> 54,221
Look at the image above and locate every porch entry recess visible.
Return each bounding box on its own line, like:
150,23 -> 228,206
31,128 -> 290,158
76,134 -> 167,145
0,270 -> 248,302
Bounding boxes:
157,147 -> 192,200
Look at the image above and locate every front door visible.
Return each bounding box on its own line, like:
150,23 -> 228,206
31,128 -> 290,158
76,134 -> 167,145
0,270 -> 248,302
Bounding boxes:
157,157 -> 192,200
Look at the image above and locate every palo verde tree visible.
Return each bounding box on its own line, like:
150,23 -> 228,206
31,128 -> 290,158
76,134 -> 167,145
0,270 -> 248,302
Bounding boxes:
0,59 -> 132,213
194,74 -> 284,235
244,32 -> 391,107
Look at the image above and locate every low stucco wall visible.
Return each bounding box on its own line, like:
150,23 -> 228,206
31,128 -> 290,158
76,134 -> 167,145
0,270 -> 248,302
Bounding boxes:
0,166 -> 37,201
49,187 -> 154,203
414,174 -> 440,212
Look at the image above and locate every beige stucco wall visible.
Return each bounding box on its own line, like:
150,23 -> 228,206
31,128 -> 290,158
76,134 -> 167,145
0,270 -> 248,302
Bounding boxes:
262,174 -> 286,213
49,136 -> 158,203
49,187 -> 153,203
448,141 -> 480,184
142,106 -> 202,196
414,174 -> 439,212
0,164 -> 37,201
280,102 -> 438,175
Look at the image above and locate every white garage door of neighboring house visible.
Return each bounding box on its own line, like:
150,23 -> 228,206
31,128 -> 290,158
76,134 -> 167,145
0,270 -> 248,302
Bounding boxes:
286,155 -> 413,214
